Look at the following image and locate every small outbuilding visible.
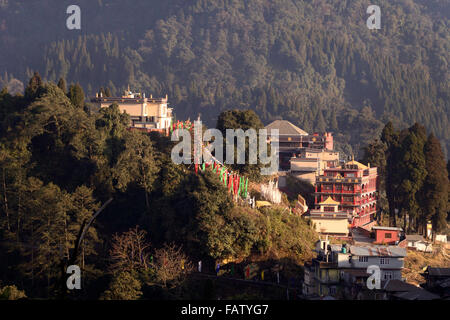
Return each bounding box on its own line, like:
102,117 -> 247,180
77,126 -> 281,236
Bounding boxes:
372,226 -> 402,245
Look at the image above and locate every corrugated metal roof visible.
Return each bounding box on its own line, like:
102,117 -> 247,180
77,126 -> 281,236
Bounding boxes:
405,234 -> 424,242
392,290 -> 439,300
372,226 -> 403,231
349,245 -> 407,257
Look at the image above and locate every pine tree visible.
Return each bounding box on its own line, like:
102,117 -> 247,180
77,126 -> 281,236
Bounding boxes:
330,109 -> 338,132
25,72 -> 43,101
397,123 -> 428,232
420,134 -> 448,237
314,110 -> 326,133
57,78 -> 67,94
362,139 -> 388,220
381,122 -> 400,227
68,83 -> 85,109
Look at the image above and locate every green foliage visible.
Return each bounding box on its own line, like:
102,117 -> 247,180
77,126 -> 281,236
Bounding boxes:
57,78 -> 66,94
68,83 -> 85,109
0,285 -> 27,300
101,271 -> 143,300
24,72 -> 43,101
216,109 -> 266,180
1,1 -> 448,158
421,134 -> 449,234
0,76 -> 160,298
367,121 -> 449,234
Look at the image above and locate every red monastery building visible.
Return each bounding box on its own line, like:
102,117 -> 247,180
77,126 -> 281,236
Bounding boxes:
314,157 -> 378,228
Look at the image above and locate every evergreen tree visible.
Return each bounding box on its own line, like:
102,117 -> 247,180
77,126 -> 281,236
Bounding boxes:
362,139 -> 388,220
25,72 -> 43,101
397,123 -> 428,232
381,122 -> 400,227
314,110 -> 327,133
57,78 -> 67,94
68,83 -> 85,109
101,271 -> 142,300
420,134 -> 448,237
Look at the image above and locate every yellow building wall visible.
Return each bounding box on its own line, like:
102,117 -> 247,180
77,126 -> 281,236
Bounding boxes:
100,102 -> 142,116
311,218 -> 349,235
146,102 -> 166,117
292,172 -> 316,185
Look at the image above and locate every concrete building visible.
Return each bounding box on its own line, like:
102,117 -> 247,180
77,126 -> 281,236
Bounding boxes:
308,197 -> 350,236
265,120 -> 335,173
422,267 -> 450,298
90,89 -> 173,131
314,158 -> 379,228
290,149 -> 340,185
372,226 -> 403,245
303,238 -> 407,298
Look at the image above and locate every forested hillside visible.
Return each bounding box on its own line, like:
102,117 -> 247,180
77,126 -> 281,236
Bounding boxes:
0,0 -> 448,157
0,78 -> 318,299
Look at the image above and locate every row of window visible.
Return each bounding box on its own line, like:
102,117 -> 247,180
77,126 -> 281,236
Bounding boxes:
358,256 -> 390,265
322,184 -> 355,191
325,172 -> 357,178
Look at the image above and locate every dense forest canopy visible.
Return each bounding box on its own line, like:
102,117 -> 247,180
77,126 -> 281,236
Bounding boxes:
0,77 -> 318,299
0,0 -> 448,158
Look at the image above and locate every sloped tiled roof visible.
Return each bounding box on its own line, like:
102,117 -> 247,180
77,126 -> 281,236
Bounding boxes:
319,196 -> 340,206
265,120 -> 309,136
383,279 -> 419,292
346,160 -> 368,170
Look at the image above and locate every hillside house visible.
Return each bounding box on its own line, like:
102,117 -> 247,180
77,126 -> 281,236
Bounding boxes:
265,120 -> 337,177
303,238 -> 407,298
90,89 -> 173,131
372,226 -> 403,245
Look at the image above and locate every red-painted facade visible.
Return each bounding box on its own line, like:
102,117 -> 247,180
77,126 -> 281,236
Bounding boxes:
314,160 -> 378,228
374,228 -> 400,245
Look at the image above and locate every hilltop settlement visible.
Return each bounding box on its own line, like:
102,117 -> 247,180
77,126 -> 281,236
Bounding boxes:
0,81 -> 448,300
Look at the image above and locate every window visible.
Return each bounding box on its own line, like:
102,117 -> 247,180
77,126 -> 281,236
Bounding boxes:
358,256 -> 368,263
346,173 -> 356,178
383,271 -> 393,280
385,233 -> 392,239
380,258 -> 389,265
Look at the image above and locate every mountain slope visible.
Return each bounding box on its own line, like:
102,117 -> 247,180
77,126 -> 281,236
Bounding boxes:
0,0 -> 448,157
